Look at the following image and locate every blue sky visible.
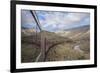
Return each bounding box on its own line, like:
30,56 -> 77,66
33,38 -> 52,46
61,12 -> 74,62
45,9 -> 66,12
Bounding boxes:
21,10 -> 90,32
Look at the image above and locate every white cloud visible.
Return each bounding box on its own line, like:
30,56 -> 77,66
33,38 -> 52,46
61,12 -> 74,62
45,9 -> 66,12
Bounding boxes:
37,11 -> 90,31
66,13 -> 88,21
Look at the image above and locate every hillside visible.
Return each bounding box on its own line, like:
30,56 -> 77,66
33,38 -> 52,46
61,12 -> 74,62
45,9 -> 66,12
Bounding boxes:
21,25 -> 90,62
55,25 -> 90,39
45,25 -> 90,61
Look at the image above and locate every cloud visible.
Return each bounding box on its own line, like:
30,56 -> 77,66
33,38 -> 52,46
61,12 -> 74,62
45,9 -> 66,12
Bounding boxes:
21,10 -> 36,29
36,11 -> 90,31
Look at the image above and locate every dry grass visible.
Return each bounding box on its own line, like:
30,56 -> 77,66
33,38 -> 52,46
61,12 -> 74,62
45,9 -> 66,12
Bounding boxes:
21,43 -> 40,63
46,43 -> 86,61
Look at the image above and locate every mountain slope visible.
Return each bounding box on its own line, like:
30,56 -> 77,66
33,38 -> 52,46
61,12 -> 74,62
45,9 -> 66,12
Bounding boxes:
21,25 -> 90,62
55,25 -> 90,40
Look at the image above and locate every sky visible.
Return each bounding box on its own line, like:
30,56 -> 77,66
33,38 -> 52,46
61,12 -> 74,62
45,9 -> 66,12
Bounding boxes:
21,10 -> 90,32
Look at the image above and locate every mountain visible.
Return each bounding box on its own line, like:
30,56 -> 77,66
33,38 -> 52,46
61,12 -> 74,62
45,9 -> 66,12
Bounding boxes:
55,25 -> 90,40
21,28 -> 36,36
64,25 -> 90,31
45,25 -> 90,61
21,29 -> 74,45
21,25 -> 90,62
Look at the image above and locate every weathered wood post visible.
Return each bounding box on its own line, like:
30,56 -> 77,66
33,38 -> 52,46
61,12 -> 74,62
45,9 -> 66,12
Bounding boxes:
40,31 -> 46,61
